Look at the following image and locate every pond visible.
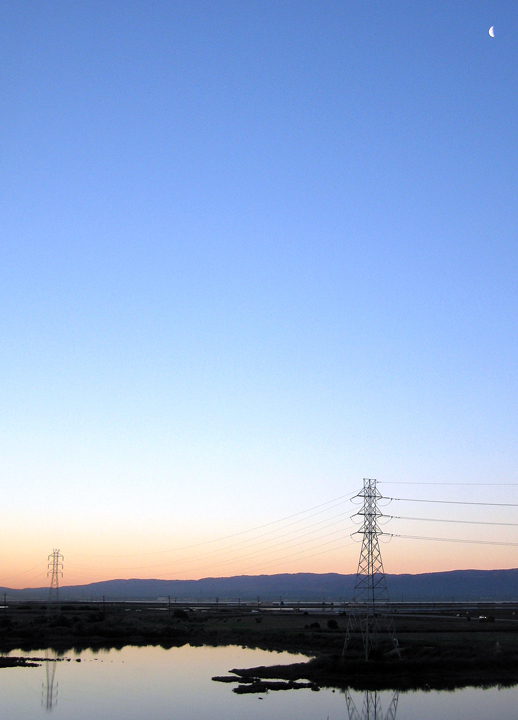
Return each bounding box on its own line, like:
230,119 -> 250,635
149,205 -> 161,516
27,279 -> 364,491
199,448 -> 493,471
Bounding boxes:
0,644 -> 517,720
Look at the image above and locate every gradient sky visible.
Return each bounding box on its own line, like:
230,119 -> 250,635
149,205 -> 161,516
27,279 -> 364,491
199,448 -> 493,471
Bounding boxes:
1,1 -> 517,589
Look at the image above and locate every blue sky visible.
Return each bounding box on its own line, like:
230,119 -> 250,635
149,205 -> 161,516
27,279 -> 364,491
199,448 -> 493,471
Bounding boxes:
1,1 -> 517,585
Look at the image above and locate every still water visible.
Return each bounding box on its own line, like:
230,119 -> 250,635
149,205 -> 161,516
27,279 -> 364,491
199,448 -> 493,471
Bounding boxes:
0,644 -> 516,720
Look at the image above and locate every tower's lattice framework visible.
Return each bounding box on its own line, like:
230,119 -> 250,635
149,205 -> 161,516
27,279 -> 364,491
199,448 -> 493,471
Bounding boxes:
344,478 -> 399,661
46,549 -> 64,616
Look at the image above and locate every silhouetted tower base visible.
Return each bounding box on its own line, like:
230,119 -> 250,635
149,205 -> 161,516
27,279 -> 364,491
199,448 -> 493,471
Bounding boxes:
343,479 -> 399,661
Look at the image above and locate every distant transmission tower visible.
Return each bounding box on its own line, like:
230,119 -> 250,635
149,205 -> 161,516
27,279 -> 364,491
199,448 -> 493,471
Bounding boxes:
47,549 -> 64,616
343,479 -> 399,661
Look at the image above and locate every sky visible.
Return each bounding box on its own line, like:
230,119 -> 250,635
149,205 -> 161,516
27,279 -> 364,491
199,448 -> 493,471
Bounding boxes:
1,1 -> 517,589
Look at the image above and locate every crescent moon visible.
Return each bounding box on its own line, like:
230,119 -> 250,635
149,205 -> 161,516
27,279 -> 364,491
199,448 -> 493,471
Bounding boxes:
489,26 -> 495,37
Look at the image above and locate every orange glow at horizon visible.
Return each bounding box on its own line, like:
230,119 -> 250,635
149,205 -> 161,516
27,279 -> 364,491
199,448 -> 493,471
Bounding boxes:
2,537 -> 517,590
3,483 -> 518,590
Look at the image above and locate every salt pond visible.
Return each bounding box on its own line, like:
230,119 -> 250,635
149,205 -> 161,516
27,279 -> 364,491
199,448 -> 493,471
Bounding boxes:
0,645 -> 517,720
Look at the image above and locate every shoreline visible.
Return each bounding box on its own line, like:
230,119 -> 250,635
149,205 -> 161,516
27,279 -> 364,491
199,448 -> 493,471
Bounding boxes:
2,603 -> 518,690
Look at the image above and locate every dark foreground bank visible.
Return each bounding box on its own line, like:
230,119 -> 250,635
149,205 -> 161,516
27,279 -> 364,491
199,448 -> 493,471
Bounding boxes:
1,602 -> 518,689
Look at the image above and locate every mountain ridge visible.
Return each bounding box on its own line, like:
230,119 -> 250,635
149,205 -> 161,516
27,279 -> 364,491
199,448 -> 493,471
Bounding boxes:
3,568 -> 518,601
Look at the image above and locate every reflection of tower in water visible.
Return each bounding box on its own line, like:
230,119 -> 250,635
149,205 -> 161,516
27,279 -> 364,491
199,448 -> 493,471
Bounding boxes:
42,649 -> 58,711
346,690 -> 399,720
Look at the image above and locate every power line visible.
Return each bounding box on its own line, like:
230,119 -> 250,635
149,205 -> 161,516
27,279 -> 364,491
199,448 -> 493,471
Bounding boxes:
385,496 -> 518,508
163,532 -> 359,578
74,491 -> 358,559
193,509 -> 353,557
68,494 -> 360,577
383,514 -> 518,527
72,520 -> 358,575
232,538 -> 359,575
388,533 -> 518,547
379,482 -> 518,486
67,490 -> 363,578
0,562 -> 47,584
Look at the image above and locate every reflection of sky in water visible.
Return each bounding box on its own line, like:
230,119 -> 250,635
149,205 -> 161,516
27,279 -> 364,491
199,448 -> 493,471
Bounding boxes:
398,686 -> 518,720
0,646 -> 516,720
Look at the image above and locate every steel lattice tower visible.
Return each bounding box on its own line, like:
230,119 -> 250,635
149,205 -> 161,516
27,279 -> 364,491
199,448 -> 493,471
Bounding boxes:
343,479 -> 399,661
46,549 -> 64,616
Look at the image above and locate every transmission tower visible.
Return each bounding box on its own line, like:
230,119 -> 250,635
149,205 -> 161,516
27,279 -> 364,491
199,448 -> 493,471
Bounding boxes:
343,478 -> 399,661
47,549 -> 64,616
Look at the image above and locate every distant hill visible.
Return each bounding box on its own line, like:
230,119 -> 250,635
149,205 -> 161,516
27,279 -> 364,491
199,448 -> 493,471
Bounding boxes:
3,569 -> 518,602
